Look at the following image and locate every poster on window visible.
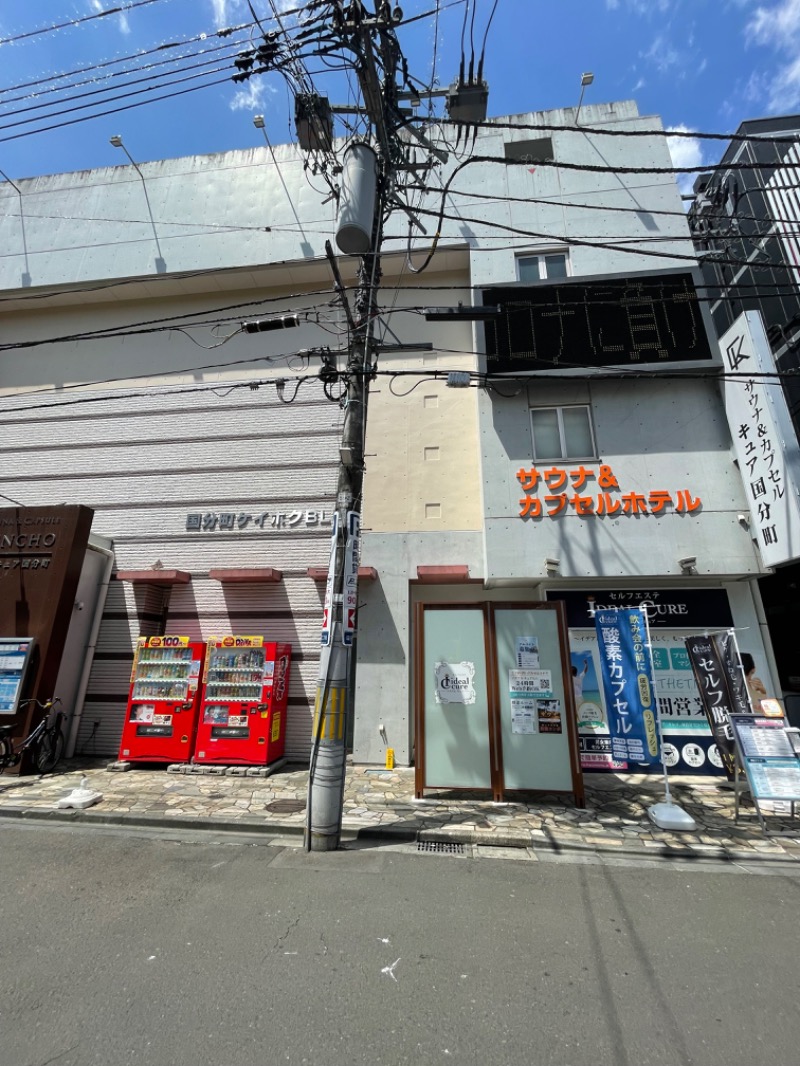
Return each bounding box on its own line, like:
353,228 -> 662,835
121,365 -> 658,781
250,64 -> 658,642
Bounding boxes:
567,628 -> 727,774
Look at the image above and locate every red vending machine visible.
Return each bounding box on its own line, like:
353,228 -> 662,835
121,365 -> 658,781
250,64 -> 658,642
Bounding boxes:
118,636 -> 206,764
193,636 -> 291,766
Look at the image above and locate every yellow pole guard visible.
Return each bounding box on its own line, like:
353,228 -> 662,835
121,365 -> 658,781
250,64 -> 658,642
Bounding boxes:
312,686 -> 347,741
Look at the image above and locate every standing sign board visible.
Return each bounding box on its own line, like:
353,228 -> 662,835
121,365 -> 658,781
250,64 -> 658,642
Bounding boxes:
720,311 -> 800,567
684,632 -> 752,781
0,639 -> 35,716
594,609 -> 660,767
730,714 -> 800,833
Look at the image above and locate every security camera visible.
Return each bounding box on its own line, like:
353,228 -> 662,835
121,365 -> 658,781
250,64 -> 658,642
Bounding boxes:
678,556 -> 697,570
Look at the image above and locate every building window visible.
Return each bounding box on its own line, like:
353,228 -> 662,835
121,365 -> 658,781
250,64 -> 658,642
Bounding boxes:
504,137 -> 554,163
517,252 -> 569,282
530,405 -> 595,462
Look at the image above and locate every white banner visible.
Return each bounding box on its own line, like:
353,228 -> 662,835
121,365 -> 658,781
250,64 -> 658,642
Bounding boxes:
720,311 -> 800,567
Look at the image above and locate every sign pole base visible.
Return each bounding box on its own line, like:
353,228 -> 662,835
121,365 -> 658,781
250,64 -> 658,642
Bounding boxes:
647,801 -> 697,832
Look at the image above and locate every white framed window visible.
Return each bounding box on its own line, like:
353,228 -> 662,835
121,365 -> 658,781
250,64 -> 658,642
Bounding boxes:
517,251 -> 569,283
530,405 -> 596,462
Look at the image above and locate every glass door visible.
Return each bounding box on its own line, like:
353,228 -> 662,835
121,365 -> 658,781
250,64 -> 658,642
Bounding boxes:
416,606 -> 496,795
491,605 -> 581,798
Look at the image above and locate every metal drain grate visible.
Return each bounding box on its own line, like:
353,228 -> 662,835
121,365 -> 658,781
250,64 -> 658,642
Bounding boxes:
417,840 -> 465,854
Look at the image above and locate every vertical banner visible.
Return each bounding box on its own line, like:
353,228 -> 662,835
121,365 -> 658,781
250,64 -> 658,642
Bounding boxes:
595,609 -> 660,766
683,632 -> 749,780
320,512 -> 339,647
713,631 -> 752,715
343,511 -> 360,647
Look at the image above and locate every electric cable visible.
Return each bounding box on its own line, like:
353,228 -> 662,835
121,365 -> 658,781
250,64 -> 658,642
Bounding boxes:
0,0 -> 178,47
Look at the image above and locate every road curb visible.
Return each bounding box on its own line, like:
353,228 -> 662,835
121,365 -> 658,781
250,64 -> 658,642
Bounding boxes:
2,805 -> 799,864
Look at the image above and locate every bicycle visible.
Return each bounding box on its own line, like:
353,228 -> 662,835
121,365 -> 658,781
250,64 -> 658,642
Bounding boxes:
0,698 -> 66,775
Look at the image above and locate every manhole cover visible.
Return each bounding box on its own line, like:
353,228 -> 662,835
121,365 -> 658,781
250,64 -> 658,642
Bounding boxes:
265,799 -> 306,814
417,840 -> 465,854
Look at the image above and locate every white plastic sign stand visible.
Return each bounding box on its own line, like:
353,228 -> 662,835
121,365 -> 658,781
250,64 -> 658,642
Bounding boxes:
640,609 -> 697,832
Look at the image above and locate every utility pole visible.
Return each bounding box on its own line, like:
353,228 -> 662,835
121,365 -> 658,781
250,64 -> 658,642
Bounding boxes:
298,2 -> 490,850
305,6 -> 394,852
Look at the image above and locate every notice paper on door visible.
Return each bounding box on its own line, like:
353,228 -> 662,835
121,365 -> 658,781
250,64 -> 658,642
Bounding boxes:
511,698 -> 537,734
515,637 -> 540,669
537,699 -> 563,734
509,669 -> 552,696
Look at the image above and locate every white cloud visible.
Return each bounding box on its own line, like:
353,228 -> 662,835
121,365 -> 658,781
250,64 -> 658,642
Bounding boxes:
89,0 -> 131,34
747,0 -> 800,44
666,124 -> 705,196
745,0 -> 800,111
209,1 -> 247,29
229,78 -> 271,113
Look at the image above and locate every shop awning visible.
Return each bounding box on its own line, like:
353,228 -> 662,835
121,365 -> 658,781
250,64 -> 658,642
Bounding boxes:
209,568 -> 283,584
115,569 -> 192,585
306,566 -> 379,581
416,565 -> 471,583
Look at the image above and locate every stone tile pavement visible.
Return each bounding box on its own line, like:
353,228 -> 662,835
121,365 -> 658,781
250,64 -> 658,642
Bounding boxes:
2,759 -> 800,862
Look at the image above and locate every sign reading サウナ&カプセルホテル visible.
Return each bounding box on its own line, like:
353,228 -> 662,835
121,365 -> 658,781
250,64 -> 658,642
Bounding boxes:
517,462 -> 701,519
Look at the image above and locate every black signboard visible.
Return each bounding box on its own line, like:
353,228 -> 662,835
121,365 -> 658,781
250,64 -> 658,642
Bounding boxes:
547,589 -> 733,630
713,631 -> 751,716
684,633 -> 750,780
482,272 -> 712,372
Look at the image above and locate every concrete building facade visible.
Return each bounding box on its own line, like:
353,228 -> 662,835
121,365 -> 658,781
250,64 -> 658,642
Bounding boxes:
0,100 -> 778,780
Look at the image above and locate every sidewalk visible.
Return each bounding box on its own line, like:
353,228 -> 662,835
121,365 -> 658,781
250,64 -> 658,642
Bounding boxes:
2,760 -> 800,862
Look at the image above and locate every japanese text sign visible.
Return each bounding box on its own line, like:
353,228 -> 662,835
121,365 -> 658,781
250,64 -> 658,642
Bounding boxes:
684,632 -> 750,781
516,463 -> 702,519
720,311 -> 800,567
595,608 -> 660,766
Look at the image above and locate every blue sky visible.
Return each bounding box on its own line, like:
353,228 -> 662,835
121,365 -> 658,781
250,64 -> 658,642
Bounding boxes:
0,0 -> 799,183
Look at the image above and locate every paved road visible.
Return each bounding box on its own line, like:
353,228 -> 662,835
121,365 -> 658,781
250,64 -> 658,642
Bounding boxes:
2,823 -> 799,1066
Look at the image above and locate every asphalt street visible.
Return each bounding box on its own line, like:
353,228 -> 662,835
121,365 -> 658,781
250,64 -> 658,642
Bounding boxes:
1,822 -> 799,1066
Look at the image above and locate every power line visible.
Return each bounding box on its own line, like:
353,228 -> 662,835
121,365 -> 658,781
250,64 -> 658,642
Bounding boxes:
3,359 -> 799,422
0,22 -> 255,99
0,0 -> 178,47
425,116 -> 800,149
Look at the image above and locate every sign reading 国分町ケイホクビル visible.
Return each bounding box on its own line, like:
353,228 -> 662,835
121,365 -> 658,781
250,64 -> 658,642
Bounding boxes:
595,608 -> 661,767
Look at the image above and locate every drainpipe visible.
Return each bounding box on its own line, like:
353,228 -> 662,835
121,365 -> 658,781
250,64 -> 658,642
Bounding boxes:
66,541 -> 115,758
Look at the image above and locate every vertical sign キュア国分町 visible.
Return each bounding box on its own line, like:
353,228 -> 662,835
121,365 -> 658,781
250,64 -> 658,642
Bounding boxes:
595,608 -> 661,767
720,311 -> 800,567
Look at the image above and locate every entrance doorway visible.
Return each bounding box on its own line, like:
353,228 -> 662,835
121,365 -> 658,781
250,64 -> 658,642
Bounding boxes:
414,601 -> 584,805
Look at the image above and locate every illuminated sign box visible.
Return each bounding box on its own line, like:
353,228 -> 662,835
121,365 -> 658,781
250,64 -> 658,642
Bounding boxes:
483,269 -> 714,374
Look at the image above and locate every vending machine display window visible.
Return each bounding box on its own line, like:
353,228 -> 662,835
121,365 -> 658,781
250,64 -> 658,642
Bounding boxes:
118,637 -> 207,764
194,637 -> 291,766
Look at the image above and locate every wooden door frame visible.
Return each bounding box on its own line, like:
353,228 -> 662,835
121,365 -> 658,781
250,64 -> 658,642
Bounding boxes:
414,602 -> 501,799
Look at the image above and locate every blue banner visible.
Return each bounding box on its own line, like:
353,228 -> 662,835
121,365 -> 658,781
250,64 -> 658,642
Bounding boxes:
594,608 -> 661,766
